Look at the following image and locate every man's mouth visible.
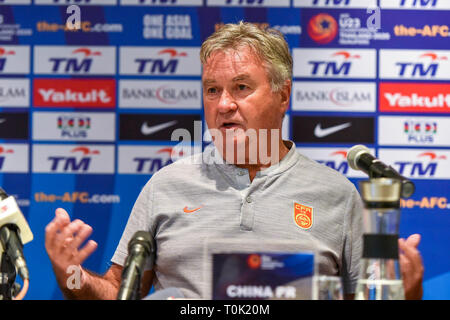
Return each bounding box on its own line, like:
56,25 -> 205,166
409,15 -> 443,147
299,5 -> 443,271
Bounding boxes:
220,122 -> 243,130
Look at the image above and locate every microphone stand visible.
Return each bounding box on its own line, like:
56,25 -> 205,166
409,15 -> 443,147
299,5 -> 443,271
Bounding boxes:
0,252 -> 19,300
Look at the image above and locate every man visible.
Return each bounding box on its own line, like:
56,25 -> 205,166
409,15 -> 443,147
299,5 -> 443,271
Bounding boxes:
45,22 -> 423,300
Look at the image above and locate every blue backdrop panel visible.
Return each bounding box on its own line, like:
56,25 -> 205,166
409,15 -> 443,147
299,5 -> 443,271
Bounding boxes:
0,0 -> 448,300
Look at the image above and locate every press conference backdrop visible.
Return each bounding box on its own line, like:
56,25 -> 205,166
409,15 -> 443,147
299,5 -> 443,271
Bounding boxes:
0,0 -> 448,300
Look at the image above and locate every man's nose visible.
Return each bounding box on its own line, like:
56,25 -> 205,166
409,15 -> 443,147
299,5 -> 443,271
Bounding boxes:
217,90 -> 237,113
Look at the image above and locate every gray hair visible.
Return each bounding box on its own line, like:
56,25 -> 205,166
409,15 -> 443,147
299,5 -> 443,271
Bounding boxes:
200,21 -> 292,92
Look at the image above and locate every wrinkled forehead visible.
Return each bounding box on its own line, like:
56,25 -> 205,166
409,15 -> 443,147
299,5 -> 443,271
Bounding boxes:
202,46 -> 266,77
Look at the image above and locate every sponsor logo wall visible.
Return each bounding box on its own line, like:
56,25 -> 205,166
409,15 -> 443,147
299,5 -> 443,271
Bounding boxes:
0,1 -> 448,300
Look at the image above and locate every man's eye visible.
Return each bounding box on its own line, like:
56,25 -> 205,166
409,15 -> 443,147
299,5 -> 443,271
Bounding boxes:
207,87 -> 217,94
237,84 -> 247,90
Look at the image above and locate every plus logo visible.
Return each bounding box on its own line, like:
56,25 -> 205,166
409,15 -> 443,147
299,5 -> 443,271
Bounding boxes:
135,48 -> 187,74
49,48 -> 101,73
396,52 -> 448,78
48,146 -> 99,172
309,51 -> 360,76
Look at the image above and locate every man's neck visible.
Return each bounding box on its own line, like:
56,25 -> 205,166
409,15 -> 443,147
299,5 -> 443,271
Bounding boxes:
236,140 -> 291,182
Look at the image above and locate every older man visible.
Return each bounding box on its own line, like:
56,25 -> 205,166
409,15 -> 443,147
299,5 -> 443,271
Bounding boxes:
45,22 -> 423,300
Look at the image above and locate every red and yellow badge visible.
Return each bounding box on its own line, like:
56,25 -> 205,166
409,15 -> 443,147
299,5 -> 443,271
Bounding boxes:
293,202 -> 314,230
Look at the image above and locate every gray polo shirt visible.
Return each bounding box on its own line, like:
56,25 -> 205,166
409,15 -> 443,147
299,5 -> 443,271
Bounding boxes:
111,141 -> 363,298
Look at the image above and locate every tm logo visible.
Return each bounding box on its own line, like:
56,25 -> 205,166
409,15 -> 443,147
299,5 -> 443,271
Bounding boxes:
0,146 -> 13,170
316,151 -> 350,174
400,0 -> 438,7
48,146 -> 99,172
394,152 -> 447,177
49,48 -> 101,73
309,51 -> 360,76
135,48 -> 187,74
133,147 -> 183,173
396,52 -> 448,77
0,48 -> 15,72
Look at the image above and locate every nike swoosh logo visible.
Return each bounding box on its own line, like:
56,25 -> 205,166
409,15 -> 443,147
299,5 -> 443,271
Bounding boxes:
183,206 -> 203,213
314,122 -> 351,138
141,120 -> 178,136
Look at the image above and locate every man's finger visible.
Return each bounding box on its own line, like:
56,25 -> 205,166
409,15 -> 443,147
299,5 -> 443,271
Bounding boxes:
70,224 -> 93,250
77,240 -> 98,264
56,219 -> 84,246
45,221 -> 58,249
405,234 -> 421,248
54,208 -> 71,230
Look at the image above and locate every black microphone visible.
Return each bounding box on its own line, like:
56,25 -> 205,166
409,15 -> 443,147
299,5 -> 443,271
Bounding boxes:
347,145 -> 415,198
117,231 -> 155,300
0,188 -> 33,280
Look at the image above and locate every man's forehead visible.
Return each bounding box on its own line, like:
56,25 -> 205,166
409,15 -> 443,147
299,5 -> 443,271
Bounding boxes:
202,47 -> 266,80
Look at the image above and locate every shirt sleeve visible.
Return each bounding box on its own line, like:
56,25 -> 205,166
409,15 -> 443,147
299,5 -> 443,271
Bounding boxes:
340,185 -> 364,295
110,178 -> 155,271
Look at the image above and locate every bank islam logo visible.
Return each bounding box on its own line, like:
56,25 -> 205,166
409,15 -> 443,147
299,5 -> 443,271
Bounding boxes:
120,47 -> 200,76
294,48 -> 375,78
34,46 -> 116,75
307,13 -> 338,44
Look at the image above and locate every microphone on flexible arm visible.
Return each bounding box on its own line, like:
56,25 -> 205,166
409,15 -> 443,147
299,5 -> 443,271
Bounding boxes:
0,187 -> 33,282
347,145 -> 415,198
117,231 -> 155,300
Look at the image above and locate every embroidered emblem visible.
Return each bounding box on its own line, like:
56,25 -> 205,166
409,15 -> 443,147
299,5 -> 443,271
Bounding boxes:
294,202 -> 313,230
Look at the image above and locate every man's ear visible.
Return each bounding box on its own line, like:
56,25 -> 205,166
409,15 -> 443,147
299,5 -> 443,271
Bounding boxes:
278,79 -> 291,114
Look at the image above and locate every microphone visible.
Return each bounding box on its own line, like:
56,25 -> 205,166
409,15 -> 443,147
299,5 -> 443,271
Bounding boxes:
142,287 -> 185,300
117,231 -> 155,300
347,145 -> 415,198
0,188 -> 33,280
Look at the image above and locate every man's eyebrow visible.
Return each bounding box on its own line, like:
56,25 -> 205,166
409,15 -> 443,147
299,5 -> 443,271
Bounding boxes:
202,79 -> 216,85
232,74 -> 251,81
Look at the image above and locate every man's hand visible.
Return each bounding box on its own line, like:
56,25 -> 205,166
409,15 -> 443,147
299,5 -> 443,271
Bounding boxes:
45,208 -> 98,289
399,234 -> 424,300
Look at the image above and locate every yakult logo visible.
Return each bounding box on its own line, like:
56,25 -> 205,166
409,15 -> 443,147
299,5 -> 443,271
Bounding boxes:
379,83 -> 450,113
34,79 -> 116,108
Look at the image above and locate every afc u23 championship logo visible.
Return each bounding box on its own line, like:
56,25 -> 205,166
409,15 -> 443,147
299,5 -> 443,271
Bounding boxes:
294,202 -> 314,230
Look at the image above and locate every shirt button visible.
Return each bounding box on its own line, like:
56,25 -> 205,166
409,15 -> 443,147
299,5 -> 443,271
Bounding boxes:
246,196 -> 252,203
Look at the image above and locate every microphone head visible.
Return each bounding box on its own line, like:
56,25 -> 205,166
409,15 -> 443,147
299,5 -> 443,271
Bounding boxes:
347,144 -> 370,171
128,231 -> 153,255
